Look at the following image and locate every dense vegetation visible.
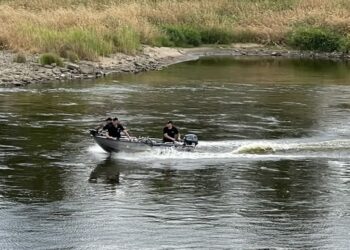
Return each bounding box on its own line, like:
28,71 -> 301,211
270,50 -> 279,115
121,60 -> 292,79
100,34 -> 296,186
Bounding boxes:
0,0 -> 350,60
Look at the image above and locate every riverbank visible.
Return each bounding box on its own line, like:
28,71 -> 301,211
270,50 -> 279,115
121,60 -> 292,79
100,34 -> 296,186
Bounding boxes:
1,45 -> 350,86
1,0 -> 350,60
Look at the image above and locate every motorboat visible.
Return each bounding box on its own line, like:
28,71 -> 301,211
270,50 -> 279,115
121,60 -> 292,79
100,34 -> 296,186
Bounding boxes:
89,129 -> 198,153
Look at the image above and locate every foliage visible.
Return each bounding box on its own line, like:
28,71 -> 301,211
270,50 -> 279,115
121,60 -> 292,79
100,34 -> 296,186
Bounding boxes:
340,36 -> 350,53
1,0 -> 350,55
64,28 -> 113,60
13,53 -> 26,63
39,53 -> 63,66
287,26 -> 342,52
163,25 -> 201,47
109,27 -> 141,54
200,28 -> 234,44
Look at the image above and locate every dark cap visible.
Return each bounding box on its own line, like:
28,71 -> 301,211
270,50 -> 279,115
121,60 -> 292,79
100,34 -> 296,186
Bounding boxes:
112,117 -> 119,121
105,117 -> 112,121
167,120 -> 173,124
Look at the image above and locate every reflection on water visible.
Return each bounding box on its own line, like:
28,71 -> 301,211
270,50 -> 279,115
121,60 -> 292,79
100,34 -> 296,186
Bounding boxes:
88,156 -> 120,184
0,57 -> 350,249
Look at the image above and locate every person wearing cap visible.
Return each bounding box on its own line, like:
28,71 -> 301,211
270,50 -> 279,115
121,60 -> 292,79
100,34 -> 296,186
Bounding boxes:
95,117 -> 112,132
163,121 -> 180,143
105,117 -> 131,140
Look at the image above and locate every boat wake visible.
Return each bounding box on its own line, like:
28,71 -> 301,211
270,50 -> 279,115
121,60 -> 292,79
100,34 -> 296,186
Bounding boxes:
88,136 -> 350,164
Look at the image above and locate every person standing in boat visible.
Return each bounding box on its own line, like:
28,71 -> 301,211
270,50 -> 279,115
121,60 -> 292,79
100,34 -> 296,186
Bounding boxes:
163,120 -> 180,143
106,117 -> 131,140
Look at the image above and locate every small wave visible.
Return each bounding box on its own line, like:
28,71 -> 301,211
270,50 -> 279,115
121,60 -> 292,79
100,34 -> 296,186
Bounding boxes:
0,144 -> 23,151
58,103 -> 78,106
233,143 -> 276,154
232,138 -> 350,155
245,114 -> 280,124
0,88 -> 38,93
0,165 -> 12,170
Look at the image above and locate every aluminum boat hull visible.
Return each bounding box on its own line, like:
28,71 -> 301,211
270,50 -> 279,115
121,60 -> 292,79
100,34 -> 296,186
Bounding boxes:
90,131 -> 197,153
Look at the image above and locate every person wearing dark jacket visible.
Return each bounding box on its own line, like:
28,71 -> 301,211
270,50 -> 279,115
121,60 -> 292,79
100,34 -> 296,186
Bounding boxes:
95,117 -> 112,132
105,117 -> 131,140
163,121 -> 180,142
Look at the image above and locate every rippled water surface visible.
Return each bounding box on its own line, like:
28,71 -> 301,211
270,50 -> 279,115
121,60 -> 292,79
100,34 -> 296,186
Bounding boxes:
1,57 -> 350,249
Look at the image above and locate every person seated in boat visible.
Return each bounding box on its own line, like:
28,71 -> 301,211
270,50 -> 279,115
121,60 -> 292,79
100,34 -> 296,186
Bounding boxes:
163,120 -> 180,143
95,117 -> 112,132
105,117 -> 131,140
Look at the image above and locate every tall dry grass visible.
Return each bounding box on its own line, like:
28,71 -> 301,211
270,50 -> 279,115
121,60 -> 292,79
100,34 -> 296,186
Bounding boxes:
0,0 -> 350,59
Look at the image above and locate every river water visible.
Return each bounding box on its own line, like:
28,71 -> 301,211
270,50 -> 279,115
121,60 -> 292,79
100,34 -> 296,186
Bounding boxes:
1,56 -> 350,249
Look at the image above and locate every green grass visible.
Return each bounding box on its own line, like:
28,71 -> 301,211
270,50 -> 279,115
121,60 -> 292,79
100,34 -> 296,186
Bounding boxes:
162,25 -> 240,47
200,28 -> 234,44
340,36 -> 350,53
287,26 -> 342,52
161,25 -> 262,47
39,53 -> 63,66
18,25 -> 138,60
163,25 -> 201,47
109,26 -> 141,54
64,29 -> 113,60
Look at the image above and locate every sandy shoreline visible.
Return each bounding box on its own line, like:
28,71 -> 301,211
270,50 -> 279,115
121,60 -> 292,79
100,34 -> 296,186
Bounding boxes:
1,45 -> 350,87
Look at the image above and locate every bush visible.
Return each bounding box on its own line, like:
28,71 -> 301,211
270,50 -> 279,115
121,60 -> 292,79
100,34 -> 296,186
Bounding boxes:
13,53 -> 26,63
39,53 -> 63,66
287,26 -> 342,52
164,25 -> 201,47
181,26 -> 201,46
200,28 -> 234,44
164,26 -> 187,47
340,36 -> 350,53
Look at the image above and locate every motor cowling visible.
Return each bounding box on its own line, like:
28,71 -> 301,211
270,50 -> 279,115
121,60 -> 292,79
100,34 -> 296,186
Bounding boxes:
183,134 -> 198,146
89,129 -> 98,136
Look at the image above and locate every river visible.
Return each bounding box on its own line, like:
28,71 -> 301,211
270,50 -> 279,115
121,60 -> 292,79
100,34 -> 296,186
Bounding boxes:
1,56 -> 350,249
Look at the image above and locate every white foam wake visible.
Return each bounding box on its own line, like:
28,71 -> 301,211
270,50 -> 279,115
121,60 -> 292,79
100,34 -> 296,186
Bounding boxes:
87,137 -> 350,163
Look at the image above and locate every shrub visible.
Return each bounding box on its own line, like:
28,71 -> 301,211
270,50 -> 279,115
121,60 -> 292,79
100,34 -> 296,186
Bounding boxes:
13,53 -> 26,63
200,28 -> 234,44
340,36 -> 350,53
180,26 -> 201,46
287,26 -> 342,52
164,26 -> 187,47
163,25 -> 201,47
39,53 -> 63,66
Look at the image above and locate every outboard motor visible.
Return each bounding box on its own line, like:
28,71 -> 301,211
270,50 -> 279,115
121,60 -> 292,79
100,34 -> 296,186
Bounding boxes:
89,129 -> 98,136
183,134 -> 198,146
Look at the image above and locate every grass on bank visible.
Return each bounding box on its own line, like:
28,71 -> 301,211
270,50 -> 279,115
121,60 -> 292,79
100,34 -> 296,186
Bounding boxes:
1,0 -> 350,59
13,53 -> 26,63
39,53 -> 63,66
